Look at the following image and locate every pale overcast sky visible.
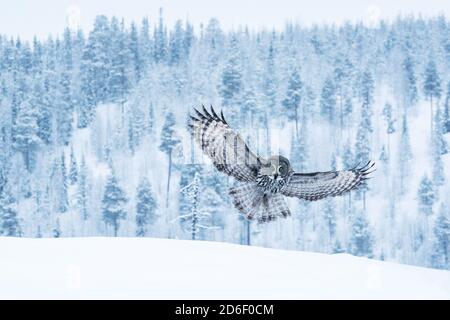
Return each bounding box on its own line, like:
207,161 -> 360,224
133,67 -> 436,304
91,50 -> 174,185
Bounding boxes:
1,0 -> 449,40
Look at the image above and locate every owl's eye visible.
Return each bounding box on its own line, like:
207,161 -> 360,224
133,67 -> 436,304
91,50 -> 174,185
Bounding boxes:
271,164 -> 277,174
278,165 -> 286,176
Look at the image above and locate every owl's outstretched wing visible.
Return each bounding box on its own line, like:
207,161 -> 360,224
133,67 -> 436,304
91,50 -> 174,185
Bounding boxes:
281,162 -> 375,201
189,106 -> 263,182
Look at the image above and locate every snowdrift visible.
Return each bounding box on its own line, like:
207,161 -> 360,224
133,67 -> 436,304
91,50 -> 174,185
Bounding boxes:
0,237 -> 449,299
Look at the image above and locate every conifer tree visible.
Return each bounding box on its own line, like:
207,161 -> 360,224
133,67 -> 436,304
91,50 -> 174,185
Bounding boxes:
423,60 -> 442,133
417,174 -> 435,216
102,170 -> 128,237
282,68 -> 302,137
77,155 -> 89,221
159,112 -> 180,208
350,212 -> 373,258
320,77 -> 336,123
13,100 -> 40,172
431,204 -> 450,269
135,177 -> 157,237
69,147 -> 78,185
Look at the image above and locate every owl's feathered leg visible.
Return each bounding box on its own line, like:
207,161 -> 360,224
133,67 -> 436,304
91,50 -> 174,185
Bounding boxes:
229,183 -> 291,223
229,183 -> 261,220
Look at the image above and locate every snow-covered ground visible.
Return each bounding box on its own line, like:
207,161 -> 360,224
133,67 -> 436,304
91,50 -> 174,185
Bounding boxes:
1,237 -> 449,299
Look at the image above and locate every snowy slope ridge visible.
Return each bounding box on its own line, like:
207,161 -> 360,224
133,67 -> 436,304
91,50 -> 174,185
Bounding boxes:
1,237 -> 449,299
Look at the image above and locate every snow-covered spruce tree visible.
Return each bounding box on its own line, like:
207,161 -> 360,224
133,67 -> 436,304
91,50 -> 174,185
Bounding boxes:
62,27 -> 73,71
69,146 -> 78,185
58,153 -> 69,213
57,71 -> 73,146
432,106 -> 447,187
431,204 -> 450,269
342,142 -> 354,170
153,8 -> 168,63
263,41 -> 277,115
320,76 -> 336,123
443,81 -> 450,134
35,185 -> 51,236
77,155 -> 89,221
342,97 -> 353,127
290,131 -> 308,173
178,164 -> 203,227
33,75 -> 52,145
82,15 -> 111,104
129,22 -> 141,81
417,174 -> 435,216
333,57 -> 354,131
78,16 -> 112,127
135,177 -> 157,237
128,106 -> 145,154
350,212 -> 373,258
354,107 -> 371,206
78,59 -> 96,128
402,55 -> 418,107
102,170 -> 128,237
358,70 -> 374,132
200,170 -> 228,235
433,104 -> 449,156
0,185 -> 21,237
382,102 -> 396,156
12,99 -> 40,172
159,111 -> 180,210
147,103 -> 155,136
139,17 -> 151,67
179,172 -> 212,241
397,114 -> 413,195
169,20 -> 185,66
423,60 -> 442,134
322,198 -> 337,247
109,17 -> 131,105
282,67 -> 302,138
219,35 -> 242,122
183,21 -> 194,59
241,88 -> 258,128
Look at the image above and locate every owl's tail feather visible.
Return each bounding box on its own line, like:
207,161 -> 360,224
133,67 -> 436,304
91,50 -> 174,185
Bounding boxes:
229,183 -> 291,223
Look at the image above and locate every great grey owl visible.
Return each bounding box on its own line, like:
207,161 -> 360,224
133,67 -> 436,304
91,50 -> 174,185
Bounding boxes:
189,106 -> 374,223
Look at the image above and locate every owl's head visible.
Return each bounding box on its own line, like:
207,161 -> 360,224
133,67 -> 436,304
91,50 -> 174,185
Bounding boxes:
261,155 -> 292,180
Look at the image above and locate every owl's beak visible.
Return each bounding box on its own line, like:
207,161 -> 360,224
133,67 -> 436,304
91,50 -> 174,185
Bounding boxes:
274,174 -> 278,180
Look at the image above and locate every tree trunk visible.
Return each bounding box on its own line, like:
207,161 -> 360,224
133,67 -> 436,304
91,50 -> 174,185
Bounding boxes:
166,151 -> 172,208
166,151 -> 173,238
363,191 -> 366,212
246,220 -> 251,246
24,148 -> 30,172
114,221 -> 118,237
431,96 -> 434,137
190,130 -> 195,164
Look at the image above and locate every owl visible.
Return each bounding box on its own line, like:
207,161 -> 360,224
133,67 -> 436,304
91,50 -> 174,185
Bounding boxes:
189,106 -> 375,223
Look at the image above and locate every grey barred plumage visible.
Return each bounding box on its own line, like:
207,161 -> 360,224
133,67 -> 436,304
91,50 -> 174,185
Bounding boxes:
189,106 -> 375,223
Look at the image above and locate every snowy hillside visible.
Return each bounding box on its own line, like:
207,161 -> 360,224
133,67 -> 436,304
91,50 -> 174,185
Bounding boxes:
1,11 -> 450,272
1,237 -> 449,299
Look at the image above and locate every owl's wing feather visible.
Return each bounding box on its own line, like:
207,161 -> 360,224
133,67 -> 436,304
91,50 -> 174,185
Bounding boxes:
190,106 -> 263,182
282,161 -> 375,201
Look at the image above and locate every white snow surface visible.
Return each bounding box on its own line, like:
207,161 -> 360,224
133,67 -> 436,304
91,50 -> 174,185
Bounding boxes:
1,237 -> 450,299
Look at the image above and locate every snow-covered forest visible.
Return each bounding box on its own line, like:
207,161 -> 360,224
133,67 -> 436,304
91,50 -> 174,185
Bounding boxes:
0,10 -> 450,270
